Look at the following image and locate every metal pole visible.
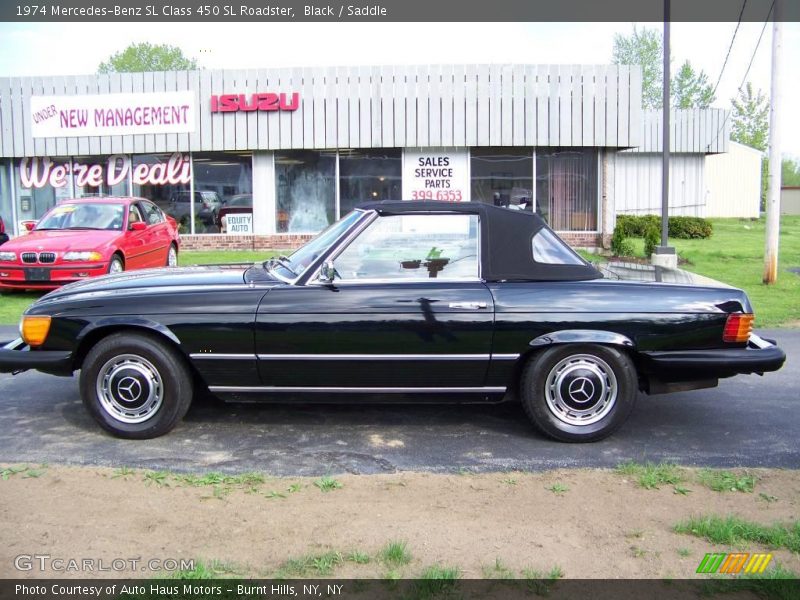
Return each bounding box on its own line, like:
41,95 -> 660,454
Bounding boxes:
661,0 -> 670,248
763,2 -> 782,284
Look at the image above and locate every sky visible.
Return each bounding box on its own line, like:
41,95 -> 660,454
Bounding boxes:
0,21 -> 798,157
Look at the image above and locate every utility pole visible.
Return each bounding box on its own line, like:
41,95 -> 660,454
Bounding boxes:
763,0 -> 783,284
653,0 -> 677,269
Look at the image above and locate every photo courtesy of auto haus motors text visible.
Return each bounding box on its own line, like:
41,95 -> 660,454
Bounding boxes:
15,583 -> 345,597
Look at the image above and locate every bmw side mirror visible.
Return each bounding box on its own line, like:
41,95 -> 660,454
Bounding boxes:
129,222 -> 147,232
317,260 -> 337,284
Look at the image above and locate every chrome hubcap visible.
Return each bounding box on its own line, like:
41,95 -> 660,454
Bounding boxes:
544,354 -> 617,426
109,259 -> 123,273
168,247 -> 177,267
96,354 -> 163,423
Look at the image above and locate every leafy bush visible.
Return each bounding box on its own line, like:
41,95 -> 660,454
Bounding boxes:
616,214 -> 712,239
611,224 -> 636,257
643,224 -> 660,257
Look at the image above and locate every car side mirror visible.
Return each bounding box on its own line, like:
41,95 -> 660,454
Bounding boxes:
23,221 -> 37,232
317,260 -> 337,285
129,221 -> 147,232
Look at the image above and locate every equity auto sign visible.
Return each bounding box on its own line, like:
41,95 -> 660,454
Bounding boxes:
210,93 -> 300,113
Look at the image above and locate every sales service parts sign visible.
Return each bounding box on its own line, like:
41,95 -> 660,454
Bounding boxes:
30,91 -> 196,138
402,148 -> 469,202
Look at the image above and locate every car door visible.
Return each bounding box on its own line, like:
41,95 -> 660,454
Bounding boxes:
122,204 -> 150,270
138,201 -> 170,266
255,212 -> 497,391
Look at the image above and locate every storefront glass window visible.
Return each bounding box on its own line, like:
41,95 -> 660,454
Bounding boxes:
470,148 -> 533,210
339,149 -> 402,216
14,157 -> 73,224
276,150 -> 336,234
131,154 -> 191,233
0,162 -> 12,235
535,148 -> 598,231
192,153 -> 253,234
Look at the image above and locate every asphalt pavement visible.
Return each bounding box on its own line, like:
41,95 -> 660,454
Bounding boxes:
0,327 -> 797,475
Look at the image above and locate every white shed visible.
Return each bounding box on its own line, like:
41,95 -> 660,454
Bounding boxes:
705,141 -> 762,218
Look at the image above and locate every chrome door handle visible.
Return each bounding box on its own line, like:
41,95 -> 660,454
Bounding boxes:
448,302 -> 488,310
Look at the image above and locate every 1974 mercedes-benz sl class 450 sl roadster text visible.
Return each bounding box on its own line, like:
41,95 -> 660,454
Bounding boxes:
0,201 -> 786,441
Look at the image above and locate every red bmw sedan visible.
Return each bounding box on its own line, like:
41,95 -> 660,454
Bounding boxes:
0,197 -> 180,290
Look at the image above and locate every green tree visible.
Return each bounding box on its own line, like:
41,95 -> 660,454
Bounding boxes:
612,27 -> 714,110
730,82 -> 769,152
781,158 -> 800,187
97,42 -> 198,73
671,60 -> 715,109
612,26 -> 663,109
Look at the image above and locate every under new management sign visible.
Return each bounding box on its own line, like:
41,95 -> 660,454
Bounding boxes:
30,91 -> 196,138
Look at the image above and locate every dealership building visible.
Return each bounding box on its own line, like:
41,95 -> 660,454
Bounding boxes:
0,64 -> 733,249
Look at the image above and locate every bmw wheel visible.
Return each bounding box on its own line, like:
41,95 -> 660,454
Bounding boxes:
166,244 -> 178,267
520,344 -> 637,442
79,332 -> 193,439
108,255 -> 124,274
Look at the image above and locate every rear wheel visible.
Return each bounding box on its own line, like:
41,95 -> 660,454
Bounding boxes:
520,344 -> 637,442
79,332 -> 193,439
166,244 -> 178,267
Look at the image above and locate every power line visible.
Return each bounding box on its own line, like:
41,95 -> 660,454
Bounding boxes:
711,0 -> 747,99
705,0 -> 774,152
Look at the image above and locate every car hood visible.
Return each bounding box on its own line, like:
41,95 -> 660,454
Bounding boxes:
4,229 -> 121,251
596,261 -> 735,288
40,265 -> 257,301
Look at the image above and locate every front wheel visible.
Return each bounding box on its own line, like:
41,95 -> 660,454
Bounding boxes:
108,255 -> 124,274
520,344 -> 637,442
79,332 -> 193,439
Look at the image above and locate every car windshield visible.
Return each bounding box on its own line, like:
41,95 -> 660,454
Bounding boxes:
269,210 -> 365,280
36,203 -> 125,231
227,196 -> 252,207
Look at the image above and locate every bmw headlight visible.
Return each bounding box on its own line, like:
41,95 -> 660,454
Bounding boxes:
63,251 -> 103,262
0,251 -> 16,261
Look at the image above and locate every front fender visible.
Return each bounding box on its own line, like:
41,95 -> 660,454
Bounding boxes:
529,329 -> 635,349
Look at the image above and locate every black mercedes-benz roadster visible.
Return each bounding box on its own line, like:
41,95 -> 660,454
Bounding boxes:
0,201 -> 786,441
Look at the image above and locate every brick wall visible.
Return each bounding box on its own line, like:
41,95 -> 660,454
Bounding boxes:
180,231 -> 607,252
180,234 -> 314,251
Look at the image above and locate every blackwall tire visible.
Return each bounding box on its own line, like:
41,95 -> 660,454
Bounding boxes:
79,332 -> 193,439
520,344 -> 637,443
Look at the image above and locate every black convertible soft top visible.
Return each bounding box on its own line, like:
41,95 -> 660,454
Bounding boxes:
357,200 -> 602,282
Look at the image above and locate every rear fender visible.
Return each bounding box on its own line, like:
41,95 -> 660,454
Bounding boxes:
528,329 -> 635,350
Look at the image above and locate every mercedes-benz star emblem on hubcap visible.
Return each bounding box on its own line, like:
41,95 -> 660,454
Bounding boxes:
116,377 -> 143,403
567,377 -> 595,403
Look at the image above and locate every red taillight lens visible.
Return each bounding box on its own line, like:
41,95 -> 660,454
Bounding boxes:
723,313 -> 753,343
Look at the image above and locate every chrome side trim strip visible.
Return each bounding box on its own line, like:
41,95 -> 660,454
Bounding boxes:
256,353 -> 491,361
190,353 -> 257,360
191,353 -> 519,362
209,386 -> 507,393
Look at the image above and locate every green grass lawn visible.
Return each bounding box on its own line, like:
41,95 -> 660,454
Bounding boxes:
586,216 -> 799,328
0,220 -> 797,327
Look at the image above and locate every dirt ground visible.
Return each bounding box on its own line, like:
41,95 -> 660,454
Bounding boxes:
1,464 -> 798,580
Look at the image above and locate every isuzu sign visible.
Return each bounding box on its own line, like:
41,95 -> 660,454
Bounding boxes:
210,93 -> 300,113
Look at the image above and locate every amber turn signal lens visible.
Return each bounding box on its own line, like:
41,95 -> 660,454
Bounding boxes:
21,316 -> 52,347
723,313 -> 753,343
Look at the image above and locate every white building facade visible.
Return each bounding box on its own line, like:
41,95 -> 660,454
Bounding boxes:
0,64 -> 731,249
